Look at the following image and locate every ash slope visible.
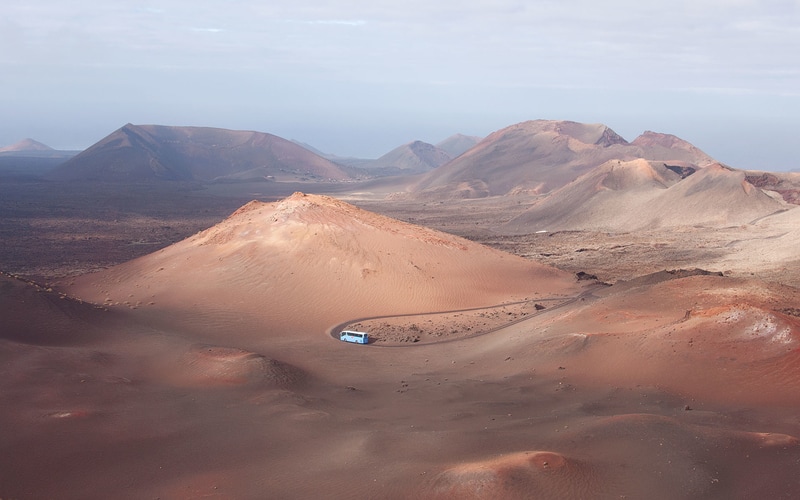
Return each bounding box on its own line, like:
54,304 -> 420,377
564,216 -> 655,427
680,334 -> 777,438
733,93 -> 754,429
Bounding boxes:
501,160 -> 789,233
67,192 -> 579,336
47,124 -> 352,182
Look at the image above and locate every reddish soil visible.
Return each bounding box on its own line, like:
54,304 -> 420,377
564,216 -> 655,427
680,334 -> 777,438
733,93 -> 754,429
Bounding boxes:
2,182 -> 800,499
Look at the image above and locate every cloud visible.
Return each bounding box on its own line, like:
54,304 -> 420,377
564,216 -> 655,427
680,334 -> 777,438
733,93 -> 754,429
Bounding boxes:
3,0 -> 797,92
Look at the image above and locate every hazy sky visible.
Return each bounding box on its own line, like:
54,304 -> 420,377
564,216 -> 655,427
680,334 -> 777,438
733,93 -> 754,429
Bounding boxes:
2,1 -> 799,170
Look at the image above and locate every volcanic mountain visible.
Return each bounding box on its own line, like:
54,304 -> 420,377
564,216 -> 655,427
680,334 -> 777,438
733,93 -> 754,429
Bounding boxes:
501,161 -> 787,233
408,120 -> 717,199
47,124 -> 352,182
66,192 -> 580,337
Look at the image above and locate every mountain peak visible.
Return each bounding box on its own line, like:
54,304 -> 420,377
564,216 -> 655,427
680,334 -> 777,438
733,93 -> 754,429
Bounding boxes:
219,192 -> 375,228
595,126 -> 629,147
507,120 -> 628,146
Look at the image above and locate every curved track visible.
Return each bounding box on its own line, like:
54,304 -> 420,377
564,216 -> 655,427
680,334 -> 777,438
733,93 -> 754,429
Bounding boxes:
328,285 -> 604,347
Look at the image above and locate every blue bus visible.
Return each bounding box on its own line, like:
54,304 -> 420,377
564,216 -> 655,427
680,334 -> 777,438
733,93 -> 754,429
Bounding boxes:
340,330 -> 369,344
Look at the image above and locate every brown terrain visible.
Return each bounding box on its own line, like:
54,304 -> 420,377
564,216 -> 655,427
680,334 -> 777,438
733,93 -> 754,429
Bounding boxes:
2,120 -> 800,499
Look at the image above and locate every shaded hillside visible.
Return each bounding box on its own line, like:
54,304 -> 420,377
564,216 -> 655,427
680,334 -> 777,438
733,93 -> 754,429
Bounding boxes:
0,272 -> 110,345
501,162 -> 786,233
408,120 -> 717,199
47,124 -> 352,182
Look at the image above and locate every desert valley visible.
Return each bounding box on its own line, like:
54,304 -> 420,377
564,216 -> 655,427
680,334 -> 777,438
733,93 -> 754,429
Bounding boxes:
2,119 -> 800,499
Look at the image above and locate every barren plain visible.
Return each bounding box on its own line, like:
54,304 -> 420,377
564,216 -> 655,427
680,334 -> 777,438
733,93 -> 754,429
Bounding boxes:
2,176 -> 800,499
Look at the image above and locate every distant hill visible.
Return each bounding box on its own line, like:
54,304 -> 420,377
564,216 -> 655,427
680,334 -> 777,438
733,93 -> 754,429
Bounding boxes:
47,124 -> 353,183
408,120 -> 718,199
0,138 -> 54,153
0,138 -> 78,178
0,138 -> 77,159
354,140 -> 452,176
500,161 -> 786,233
294,139 -> 457,177
435,134 -> 482,158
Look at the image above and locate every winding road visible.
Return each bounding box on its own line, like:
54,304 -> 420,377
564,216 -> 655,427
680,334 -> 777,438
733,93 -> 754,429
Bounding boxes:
328,284 -> 604,347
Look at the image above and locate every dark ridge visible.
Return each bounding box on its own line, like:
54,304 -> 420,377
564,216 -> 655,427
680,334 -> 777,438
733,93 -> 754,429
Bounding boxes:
746,173 -> 782,187
665,268 -> 724,278
595,127 -> 629,147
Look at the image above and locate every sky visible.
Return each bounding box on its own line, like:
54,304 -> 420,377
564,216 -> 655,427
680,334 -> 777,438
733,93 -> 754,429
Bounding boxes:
2,1 -> 799,170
